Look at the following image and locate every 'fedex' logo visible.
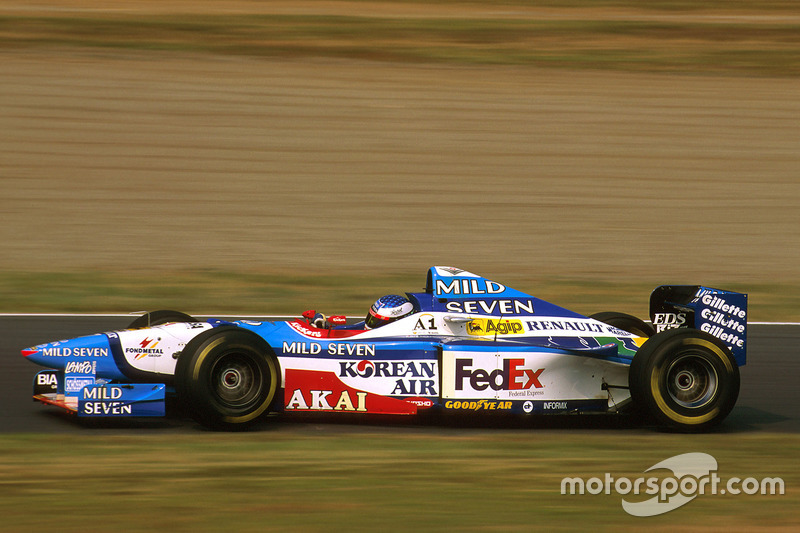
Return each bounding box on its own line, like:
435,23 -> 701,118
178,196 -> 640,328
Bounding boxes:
455,358 -> 544,391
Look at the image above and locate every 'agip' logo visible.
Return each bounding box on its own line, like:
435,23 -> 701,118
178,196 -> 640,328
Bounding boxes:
467,318 -> 524,336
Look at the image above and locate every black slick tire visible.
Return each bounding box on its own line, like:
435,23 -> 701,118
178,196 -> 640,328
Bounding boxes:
589,311 -> 655,338
629,328 -> 739,432
128,310 -> 197,329
174,327 -> 279,430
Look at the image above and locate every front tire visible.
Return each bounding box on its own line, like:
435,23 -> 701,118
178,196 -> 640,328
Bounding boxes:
174,327 -> 279,430
629,328 -> 739,431
128,310 -> 197,329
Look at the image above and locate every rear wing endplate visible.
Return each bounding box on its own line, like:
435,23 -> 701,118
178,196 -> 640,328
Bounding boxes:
650,285 -> 748,366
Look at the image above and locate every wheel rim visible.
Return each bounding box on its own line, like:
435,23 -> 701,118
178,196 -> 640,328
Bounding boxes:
210,353 -> 263,408
665,353 -> 718,409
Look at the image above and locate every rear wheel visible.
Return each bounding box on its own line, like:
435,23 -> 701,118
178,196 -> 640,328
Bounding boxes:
590,311 -> 654,337
629,328 -> 739,431
174,327 -> 279,430
128,310 -> 197,329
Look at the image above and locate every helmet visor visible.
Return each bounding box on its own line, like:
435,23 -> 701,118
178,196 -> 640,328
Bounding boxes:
365,310 -> 393,329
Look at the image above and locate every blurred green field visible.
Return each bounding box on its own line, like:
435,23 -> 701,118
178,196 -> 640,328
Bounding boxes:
1,0 -> 800,75
1,430 -> 797,532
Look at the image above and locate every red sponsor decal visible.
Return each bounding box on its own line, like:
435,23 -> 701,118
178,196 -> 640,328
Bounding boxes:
287,320 -> 365,339
404,397 -> 434,409
284,369 -> 417,415
329,315 -> 347,326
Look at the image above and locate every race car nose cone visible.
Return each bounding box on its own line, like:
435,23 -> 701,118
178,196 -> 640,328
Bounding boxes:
22,345 -> 49,366
23,342 -> 74,368
22,335 -> 111,369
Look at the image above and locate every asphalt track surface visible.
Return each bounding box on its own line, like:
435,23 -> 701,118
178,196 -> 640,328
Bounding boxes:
1,316 -> 798,434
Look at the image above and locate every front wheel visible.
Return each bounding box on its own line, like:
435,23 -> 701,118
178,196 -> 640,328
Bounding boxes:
629,328 -> 739,431
174,327 -> 279,430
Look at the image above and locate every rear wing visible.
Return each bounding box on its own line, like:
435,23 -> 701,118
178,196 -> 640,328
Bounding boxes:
650,285 -> 748,366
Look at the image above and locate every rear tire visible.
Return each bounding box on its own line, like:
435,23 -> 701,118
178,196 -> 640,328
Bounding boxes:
174,327 -> 279,430
128,310 -> 197,329
590,311 -> 654,337
629,328 -> 739,431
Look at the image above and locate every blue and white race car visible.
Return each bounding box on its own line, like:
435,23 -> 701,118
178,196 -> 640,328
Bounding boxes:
23,267 -> 747,431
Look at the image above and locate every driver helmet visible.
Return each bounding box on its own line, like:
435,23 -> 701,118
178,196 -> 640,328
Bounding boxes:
365,295 -> 414,329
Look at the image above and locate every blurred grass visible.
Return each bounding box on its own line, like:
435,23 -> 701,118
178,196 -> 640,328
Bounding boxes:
0,430 -> 797,532
0,270 -> 796,322
340,0 -> 798,9
415,0 -> 797,8
1,2 -> 800,75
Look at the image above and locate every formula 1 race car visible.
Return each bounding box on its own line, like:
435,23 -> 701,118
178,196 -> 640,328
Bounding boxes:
23,267 -> 748,431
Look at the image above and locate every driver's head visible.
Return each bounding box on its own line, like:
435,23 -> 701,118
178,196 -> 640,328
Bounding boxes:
365,295 -> 414,329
